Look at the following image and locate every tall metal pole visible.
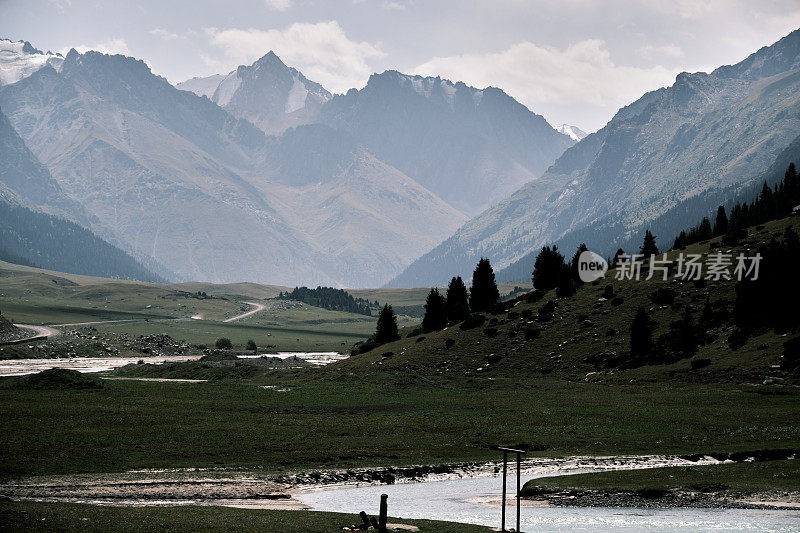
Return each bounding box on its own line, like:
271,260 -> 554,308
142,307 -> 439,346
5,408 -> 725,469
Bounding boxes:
516,451 -> 521,533
501,449 -> 507,531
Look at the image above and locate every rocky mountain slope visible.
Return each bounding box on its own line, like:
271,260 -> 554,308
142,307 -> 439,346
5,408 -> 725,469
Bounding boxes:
0,107 -> 162,280
320,71 -> 575,215
0,49 -> 466,287
390,28 -> 800,287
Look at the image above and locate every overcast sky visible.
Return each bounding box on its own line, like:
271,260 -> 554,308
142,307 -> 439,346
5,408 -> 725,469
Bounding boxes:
3,0 -> 800,131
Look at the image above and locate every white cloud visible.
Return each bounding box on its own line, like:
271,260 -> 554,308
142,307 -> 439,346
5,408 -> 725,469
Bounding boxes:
414,39 -> 678,110
639,44 -> 684,60
47,0 -> 71,12
382,1 -> 406,10
149,28 -> 180,41
643,0 -> 718,20
60,38 -> 131,57
207,21 -> 385,93
264,0 -> 291,11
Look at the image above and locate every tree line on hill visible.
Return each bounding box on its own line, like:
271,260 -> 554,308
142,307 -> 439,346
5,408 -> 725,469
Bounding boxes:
278,286 -> 376,316
356,163 -> 800,373
624,162 -> 800,370
673,163 -> 799,249
0,200 -> 162,282
355,258 -> 502,354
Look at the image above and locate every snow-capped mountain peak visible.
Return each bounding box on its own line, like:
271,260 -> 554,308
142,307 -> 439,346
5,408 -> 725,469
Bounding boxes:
0,38 -> 64,86
558,124 -> 588,141
176,51 -> 331,134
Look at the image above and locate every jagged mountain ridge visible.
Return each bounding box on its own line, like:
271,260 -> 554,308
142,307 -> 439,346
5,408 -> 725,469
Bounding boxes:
0,38 -> 63,86
177,52 -> 332,135
319,70 -> 575,215
0,48 -> 466,286
389,28 -> 800,287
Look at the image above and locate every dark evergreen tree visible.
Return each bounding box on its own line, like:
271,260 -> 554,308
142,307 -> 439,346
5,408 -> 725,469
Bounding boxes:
470,258 -> 500,312
556,262 -> 576,297
570,243 -> 589,284
445,276 -> 470,323
697,217 -> 713,240
422,288 -> 448,332
677,306 -> 698,355
630,306 -> 655,358
374,304 -> 400,344
532,245 -> 565,291
713,205 -> 728,237
612,248 -> 626,267
760,181 -> 776,220
640,230 -> 659,257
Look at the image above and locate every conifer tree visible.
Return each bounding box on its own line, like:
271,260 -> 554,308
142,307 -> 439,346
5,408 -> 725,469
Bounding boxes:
760,181 -> 776,220
532,245 -> 565,291
445,276 -> 470,323
713,205 -> 728,237
556,262 -> 576,297
422,288 -> 447,332
677,306 -> 698,355
640,230 -> 659,257
612,248 -> 626,267
374,304 -> 400,344
630,306 -> 654,358
470,258 -> 500,312
570,243 -> 589,284
697,217 -> 712,240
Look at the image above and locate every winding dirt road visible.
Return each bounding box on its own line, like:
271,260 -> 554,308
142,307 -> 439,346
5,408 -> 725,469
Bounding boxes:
12,324 -> 61,340
223,302 -> 267,323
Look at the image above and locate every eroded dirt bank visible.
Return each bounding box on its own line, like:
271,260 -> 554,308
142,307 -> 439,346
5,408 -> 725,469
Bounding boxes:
1,451 -> 797,510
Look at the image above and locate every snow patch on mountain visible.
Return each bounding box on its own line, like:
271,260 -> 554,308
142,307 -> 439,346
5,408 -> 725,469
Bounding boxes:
213,71 -> 241,106
0,39 -> 63,86
285,74 -> 309,113
558,124 -> 588,141
176,74 -> 224,98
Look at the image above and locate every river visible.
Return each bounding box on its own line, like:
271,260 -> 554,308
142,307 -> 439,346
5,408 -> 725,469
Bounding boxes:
297,464 -> 800,532
0,352 -> 346,376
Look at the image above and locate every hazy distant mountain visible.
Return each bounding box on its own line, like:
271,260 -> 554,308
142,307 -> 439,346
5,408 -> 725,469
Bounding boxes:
177,52 -> 332,135
0,38 -> 63,86
0,49 -> 331,285
0,105 -> 79,218
389,28 -> 800,287
256,124 -> 467,286
320,71 -> 575,215
0,48 -> 465,287
0,106 -> 160,280
557,124 -> 588,141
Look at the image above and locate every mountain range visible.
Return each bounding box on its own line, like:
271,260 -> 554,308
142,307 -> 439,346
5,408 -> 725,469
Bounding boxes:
388,28 -> 800,287
4,29 -> 798,290
0,41 -> 576,286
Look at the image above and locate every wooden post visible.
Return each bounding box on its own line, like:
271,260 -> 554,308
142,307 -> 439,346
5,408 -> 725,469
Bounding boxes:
359,511 -> 371,529
501,449 -> 507,531
379,493 -> 388,533
516,451 -> 521,533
